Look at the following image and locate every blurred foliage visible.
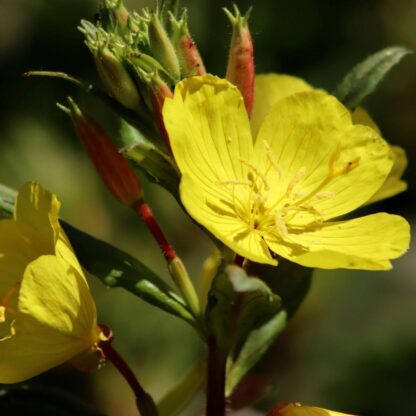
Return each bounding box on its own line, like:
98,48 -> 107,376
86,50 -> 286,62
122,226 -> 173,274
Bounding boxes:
0,0 -> 415,415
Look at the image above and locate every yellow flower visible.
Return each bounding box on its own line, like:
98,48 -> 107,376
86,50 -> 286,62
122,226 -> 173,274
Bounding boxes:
0,182 -> 104,383
163,75 -> 410,269
252,73 -> 408,204
268,402 -> 356,416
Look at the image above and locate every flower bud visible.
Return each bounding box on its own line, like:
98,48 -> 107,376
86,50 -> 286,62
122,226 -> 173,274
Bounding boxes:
61,97 -> 143,207
99,0 -> 132,34
148,75 -> 174,152
224,5 -> 255,116
171,11 -> 206,77
148,13 -> 181,81
94,45 -> 142,112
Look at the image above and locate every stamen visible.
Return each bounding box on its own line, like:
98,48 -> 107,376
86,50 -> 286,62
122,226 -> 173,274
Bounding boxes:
240,159 -> 270,191
312,191 -> 334,201
217,179 -> 252,187
275,212 -> 288,236
287,167 -> 306,195
263,140 -> 283,177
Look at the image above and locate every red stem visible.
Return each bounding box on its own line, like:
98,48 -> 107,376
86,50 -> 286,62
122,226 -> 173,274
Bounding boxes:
134,200 -> 176,262
206,337 -> 227,416
100,341 -> 158,416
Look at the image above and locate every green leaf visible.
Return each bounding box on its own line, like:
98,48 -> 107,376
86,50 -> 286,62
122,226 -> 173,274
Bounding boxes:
0,184 -> 16,217
225,259 -> 313,396
333,46 -> 412,109
120,121 -> 180,198
248,258 -> 313,319
63,222 -> 195,325
0,385 -> 107,416
157,361 -> 205,416
0,184 -> 195,326
225,310 -> 287,396
206,265 -> 281,352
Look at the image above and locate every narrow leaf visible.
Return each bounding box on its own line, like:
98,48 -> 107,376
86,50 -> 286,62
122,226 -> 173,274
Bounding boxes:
63,222 -> 195,325
226,310 -> 287,396
333,46 -> 412,109
0,184 -> 195,325
225,260 -> 313,397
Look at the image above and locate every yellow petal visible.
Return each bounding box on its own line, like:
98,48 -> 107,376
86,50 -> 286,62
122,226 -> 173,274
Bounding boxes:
352,108 -> 408,204
266,213 -> 410,270
14,182 -> 61,253
366,145 -> 408,204
0,255 -> 99,383
0,220 -> 42,293
255,92 -> 392,220
273,402 -> 356,416
163,74 -> 254,186
19,255 -> 97,337
252,74 -> 314,138
180,175 -> 276,265
351,107 -> 381,133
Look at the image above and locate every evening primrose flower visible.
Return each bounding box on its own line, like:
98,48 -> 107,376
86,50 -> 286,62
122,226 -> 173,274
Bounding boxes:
0,182 -> 104,383
268,402 -> 356,416
251,73 -> 408,204
163,75 -> 410,269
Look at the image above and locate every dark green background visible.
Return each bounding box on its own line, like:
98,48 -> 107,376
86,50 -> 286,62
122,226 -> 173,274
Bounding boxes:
0,1 -> 415,415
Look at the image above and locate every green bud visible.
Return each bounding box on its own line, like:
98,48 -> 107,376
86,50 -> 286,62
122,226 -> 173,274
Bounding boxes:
95,46 -> 141,112
148,13 -> 181,80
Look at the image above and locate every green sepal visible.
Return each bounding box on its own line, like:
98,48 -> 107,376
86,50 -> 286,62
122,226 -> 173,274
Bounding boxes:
333,46 -> 412,109
0,385 -> 107,416
121,125 -> 180,198
0,184 -> 195,326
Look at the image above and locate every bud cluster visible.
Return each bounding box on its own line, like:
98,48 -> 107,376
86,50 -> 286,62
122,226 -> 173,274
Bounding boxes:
79,0 -> 212,149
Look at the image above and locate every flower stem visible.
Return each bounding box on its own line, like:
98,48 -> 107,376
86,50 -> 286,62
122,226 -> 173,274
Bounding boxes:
206,337 -> 227,416
133,199 -> 201,318
101,341 -> 159,416
134,199 -> 176,262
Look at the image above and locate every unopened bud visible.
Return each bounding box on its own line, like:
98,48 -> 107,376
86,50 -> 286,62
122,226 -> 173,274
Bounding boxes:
148,13 -> 181,81
224,5 -> 255,116
94,46 -> 141,112
99,0 -> 132,34
148,75 -> 174,152
60,98 -> 143,206
171,11 -> 206,77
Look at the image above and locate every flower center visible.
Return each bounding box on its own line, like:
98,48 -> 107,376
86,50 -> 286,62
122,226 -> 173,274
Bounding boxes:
219,141 -> 360,240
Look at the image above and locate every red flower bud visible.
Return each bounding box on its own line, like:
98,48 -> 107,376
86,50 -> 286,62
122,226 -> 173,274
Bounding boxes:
171,12 -> 206,77
148,76 -> 174,153
62,98 -> 143,206
224,6 -> 255,117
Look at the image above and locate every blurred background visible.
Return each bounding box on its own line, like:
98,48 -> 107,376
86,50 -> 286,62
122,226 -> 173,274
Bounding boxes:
0,0 -> 415,415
